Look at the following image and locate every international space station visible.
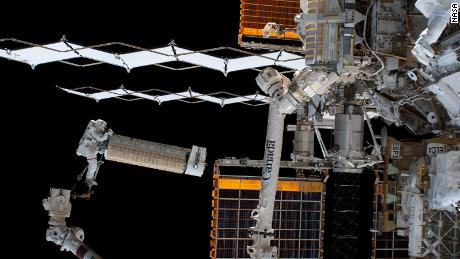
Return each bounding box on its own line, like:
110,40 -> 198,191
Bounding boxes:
1,0 -> 459,258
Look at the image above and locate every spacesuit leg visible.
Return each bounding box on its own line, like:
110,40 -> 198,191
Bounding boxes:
85,158 -> 98,187
426,9 -> 451,42
412,8 -> 450,66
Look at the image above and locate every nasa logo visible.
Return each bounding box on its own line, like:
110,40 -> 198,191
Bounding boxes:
262,140 -> 276,180
452,3 -> 459,23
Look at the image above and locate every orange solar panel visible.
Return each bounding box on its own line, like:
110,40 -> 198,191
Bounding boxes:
240,0 -> 300,37
238,0 -> 304,52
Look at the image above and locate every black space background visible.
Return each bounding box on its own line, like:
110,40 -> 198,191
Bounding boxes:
0,2 -> 397,258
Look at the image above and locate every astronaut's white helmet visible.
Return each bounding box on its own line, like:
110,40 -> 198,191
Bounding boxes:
95,119 -> 107,132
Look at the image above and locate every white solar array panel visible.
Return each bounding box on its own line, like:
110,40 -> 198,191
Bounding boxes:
58,86 -> 384,116
58,86 -> 270,106
0,40 -> 307,73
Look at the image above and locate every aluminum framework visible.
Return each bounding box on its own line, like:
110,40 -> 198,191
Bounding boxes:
218,158 -> 331,171
422,209 -> 460,258
0,38 -> 307,74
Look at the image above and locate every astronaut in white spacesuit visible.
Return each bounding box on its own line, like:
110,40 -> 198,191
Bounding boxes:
76,119 -> 112,189
412,0 -> 455,66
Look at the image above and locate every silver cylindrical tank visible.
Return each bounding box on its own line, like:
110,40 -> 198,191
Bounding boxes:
334,113 -> 364,152
105,134 -> 189,174
293,126 -> 315,158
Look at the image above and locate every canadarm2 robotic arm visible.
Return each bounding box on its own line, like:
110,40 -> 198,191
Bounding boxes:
247,67 -> 338,258
43,188 -> 102,259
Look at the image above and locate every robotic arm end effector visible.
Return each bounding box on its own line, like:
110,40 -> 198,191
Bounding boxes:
43,188 -> 71,226
256,67 -> 338,115
256,67 -> 291,98
43,188 -> 103,259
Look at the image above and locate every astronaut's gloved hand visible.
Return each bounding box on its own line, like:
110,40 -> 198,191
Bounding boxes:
86,180 -> 98,187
